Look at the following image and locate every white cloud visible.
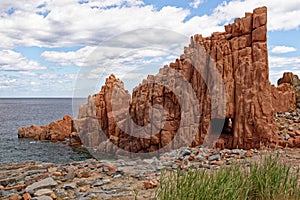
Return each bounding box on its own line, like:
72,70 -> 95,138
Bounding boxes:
0,72 -> 77,96
269,56 -> 300,84
38,73 -> 77,85
19,71 -> 37,76
0,50 -> 46,71
86,0 -> 144,8
0,0 -> 299,50
0,74 -> 33,93
30,81 -> 39,86
40,29 -> 185,70
39,74 -> 58,80
86,65 -> 141,80
0,3 -> 269,50
41,45 -> 170,68
0,76 -> 17,90
211,0 -> 300,31
271,46 -> 297,54
0,0 -> 221,48
269,56 -> 300,68
41,46 -> 97,66
41,43 -> 181,95
189,0 -> 205,9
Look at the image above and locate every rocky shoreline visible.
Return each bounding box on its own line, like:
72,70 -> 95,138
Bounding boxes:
5,108 -> 300,200
2,146 -> 300,200
5,109 -> 300,200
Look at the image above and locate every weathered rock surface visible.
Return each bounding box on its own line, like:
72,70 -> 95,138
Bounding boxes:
76,6 -> 296,154
34,189 -> 54,197
31,196 -> 53,200
18,115 -> 79,145
25,177 -> 57,194
272,83 -> 296,113
277,72 -> 300,109
18,7 -> 297,154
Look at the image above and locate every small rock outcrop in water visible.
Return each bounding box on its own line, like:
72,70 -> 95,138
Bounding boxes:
18,7 -> 298,154
18,115 -> 80,145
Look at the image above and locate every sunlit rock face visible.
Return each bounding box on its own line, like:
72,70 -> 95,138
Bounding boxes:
75,6 -> 296,155
19,7 -> 297,155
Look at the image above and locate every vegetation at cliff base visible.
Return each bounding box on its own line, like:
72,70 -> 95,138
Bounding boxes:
157,155 -> 300,200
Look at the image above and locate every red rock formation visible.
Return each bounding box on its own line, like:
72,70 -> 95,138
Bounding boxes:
272,84 -> 296,113
191,7 -> 275,149
18,7 -> 297,153
75,7 -> 296,154
277,72 -> 300,109
18,115 -> 77,144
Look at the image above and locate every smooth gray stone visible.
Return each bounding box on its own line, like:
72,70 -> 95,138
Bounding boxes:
31,196 -> 53,200
208,154 -> 220,161
34,188 -> 53,197
25,177 -> 57,194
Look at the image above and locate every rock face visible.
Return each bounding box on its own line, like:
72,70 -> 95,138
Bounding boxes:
76,6 -> 296,154
189,7 -> 274,149
18,115 -> 77,144
272,83 -> 296,113
277,72 -> 300,109
18,7 -> 297,153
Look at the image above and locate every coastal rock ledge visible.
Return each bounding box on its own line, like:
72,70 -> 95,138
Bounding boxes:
18,115 -> 81,146
18,7 -> 299,155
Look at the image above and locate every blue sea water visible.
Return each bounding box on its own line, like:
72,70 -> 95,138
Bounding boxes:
0,98 -> 92,164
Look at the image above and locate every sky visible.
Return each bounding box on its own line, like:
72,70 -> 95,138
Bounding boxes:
0,0 -> 300,97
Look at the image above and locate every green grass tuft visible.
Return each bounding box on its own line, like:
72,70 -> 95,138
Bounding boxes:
156,155 -> 300,200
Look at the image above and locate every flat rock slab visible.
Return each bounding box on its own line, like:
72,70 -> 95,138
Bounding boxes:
34,188 -> 53,197
25,177 -> 57,194
31,196 -> 53,200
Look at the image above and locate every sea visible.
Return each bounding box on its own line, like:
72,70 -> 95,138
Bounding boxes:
0,98 -> 93,164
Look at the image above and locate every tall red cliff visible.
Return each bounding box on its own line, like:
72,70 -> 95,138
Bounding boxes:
75,6 -> 296,154
19,7 -> 297,154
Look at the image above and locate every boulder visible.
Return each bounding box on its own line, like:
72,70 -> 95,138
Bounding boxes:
25,177 -> 57,194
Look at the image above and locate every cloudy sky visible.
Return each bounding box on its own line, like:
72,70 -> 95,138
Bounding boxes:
0,0 -> 300,97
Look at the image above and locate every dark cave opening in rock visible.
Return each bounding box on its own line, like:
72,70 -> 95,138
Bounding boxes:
210,118 -> 233,134
210,118 -> 234,148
